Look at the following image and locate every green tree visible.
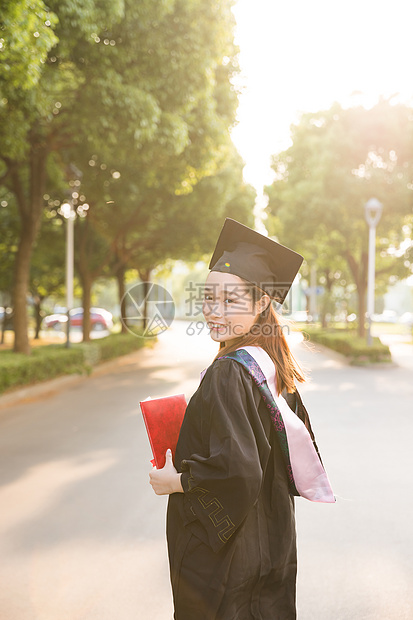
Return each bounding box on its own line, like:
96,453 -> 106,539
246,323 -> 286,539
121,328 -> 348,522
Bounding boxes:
0,188 -> 18,342
265,100 -> 413,337
0,0 -> 58,90
61,0 -> 242,340
102,148 -> 255,332
0,0 -> 126,352
1,0 -> 242,350
30,213 -> 66,338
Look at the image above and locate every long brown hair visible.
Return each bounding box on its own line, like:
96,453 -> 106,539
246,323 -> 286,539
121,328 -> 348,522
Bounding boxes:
214,284 -> 305,395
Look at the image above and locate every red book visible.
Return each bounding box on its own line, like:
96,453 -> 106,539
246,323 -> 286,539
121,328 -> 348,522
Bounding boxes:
140,394 -> 187,469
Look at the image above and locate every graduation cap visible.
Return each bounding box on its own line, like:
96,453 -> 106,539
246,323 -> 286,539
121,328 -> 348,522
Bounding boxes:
209,218 -> 304,304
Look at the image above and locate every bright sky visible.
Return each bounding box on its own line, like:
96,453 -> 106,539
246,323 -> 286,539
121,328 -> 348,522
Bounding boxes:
231,0 -> 413,194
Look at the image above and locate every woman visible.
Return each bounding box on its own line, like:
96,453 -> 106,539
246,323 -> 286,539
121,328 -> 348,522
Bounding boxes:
149,219 -> 334,620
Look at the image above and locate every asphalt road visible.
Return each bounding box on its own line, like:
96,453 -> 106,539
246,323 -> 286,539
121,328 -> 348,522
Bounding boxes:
0,322 -> 412,620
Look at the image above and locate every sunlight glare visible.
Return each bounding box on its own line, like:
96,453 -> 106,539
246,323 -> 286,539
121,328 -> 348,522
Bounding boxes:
231,0 -> 413,191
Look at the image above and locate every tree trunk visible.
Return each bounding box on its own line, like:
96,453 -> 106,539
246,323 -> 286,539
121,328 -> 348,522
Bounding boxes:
142,280 -> 149,332
138,268 -> 152,332
320,273 -> 334,329
116,266 -> 128,334
74,212 -> 110,343
13,228 -> 34,354
80,274 -> 92,343
357,283 -> 367,338
1,309 -> 6,345
33,295 -> 44,339
345,249 -> 368,339
321,303 -> 328,328
76,218 -> 93,344
11,138 -> 48,353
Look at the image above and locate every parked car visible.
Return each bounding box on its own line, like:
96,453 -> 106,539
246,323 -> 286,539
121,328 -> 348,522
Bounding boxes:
287,310 -> 313,322
0,306 -> 14,330
43,307 -> 113,331
399,312 -> 413,326
371,310 -> 397,323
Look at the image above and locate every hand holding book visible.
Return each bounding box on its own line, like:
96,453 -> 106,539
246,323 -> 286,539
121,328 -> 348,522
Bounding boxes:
148,448 -> 184,495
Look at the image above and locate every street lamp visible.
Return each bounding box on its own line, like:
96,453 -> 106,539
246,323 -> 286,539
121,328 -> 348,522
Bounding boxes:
364,198 -> 383,346
61,201 -> 75,348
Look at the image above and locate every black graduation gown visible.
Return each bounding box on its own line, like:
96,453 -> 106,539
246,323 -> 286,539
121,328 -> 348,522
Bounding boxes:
167,357 -> 297,620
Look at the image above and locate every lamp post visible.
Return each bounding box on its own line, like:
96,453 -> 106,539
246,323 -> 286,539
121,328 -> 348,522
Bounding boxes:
61,201 -> 75,348
364,198 -> 383,346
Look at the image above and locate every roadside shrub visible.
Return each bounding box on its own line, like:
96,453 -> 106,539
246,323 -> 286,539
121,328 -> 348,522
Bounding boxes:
0,331 -> 149,395
303,327 -> 392,364
0,346 -> 85,393
93,331 -> 147,362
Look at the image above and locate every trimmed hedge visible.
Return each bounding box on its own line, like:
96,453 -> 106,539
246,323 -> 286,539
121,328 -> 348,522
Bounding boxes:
0,331 -> 149,395
302,327 -> 392,365
93,332 -> 150,362
0,346 -> 86,394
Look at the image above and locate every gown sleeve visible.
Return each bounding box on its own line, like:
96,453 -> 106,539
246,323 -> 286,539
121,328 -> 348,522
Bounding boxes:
178,358 -> 271,553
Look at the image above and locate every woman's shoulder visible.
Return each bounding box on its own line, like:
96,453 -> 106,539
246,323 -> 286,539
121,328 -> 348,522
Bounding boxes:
201,354 -> 254,387
192,356 -> 260,415
206,354 -> 247,372
214,347 -> 275,382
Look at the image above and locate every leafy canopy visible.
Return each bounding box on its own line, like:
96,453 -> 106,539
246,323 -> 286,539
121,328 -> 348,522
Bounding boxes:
265,100 -> 413,283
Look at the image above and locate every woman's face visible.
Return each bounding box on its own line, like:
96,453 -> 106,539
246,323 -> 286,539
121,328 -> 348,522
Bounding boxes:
202,271 -> 268,343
